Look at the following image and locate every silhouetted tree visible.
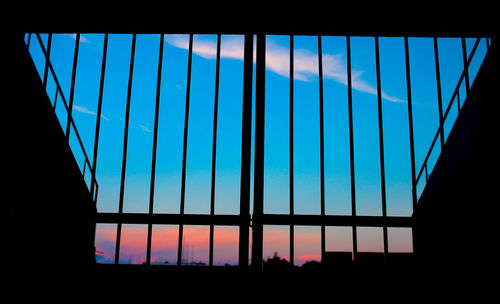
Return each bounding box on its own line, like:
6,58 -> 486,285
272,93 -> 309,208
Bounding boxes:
263,252 -> 291,272
300,260 -> 322,272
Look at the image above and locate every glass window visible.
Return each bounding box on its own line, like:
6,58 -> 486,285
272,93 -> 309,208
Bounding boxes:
151,225 -> 179,265
264,35 -> 290,215
122,34 -> 160,213
153,34 -> 189,214
294,226 -> 321,267
184,35 -> 217,215
95,34 -> 133,213
388,227 -> 413,253
214,35 -> 244,215
119,224 -> 148,264
263,225 -> 290,263
379,37 -> 413,216
95,223 -> 117,264
357,227 -> 384,253
322,36 -> 351,216
213,226 -> 239,266
325,226 -> 353,255
181,225 -> 210,265
408,38 -> 440,198
351,37 -> 382,216
293,36 -> 321,215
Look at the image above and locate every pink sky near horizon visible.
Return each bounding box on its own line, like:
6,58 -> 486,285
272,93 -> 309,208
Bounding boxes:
95,224 -> 412,266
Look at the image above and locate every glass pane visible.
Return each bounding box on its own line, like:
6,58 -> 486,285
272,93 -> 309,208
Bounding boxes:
379,37 -> 413,216
214,35 -> 244,215
151,225 -> 179,265
466,38 -> 488,86
95,223 -> 117,264
123,34 -> 159,213
28,33 -> 48,79
264,35 -> 290,215
322,36 -> 351,216
293,36 -> 321,215
119,224 -> 148,264
357,227 -> 384,253
153,34 -> 189,214
388,227 -> 413,253
213,226 -> 239,266
408,38 -> 441,192
184,35 -> 217,215
325,226 -> 353,254
294,226 -> 321,267
351,37 -> 382,216
50,34 -> 76,101
181,225 -> 209,265
263,225 -> 290,263
95,34 -> 133,213
437,38 -> 463,141
70,34 -> 104,165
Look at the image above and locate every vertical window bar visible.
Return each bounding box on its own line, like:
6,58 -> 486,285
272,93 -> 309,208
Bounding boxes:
66,33 -> 80,142
404,37 -> 418,219
252,34 -> 266,271
346,36 -> 358,260
53,88 -> 59,110
318,35 -> 326,262
91,33 -> 108,202
209,34 -> 222,267
115,34 -> 136,264
374,36 -> 388,256
146,34 -> 164,265
26,33 -> 31,48
433,37 -> 445,151
177,34 -> 194,266
461,37 -> 470,96
238,34 -> 253,268
42,33 -> 52,89
289,34 -> 295,268
405,37 -> 418,254
90,33 -> 108,263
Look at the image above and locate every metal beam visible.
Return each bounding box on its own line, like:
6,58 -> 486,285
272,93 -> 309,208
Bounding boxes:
252,34 -> 266,270
97,213 -> 242,226
209,34 -> 222,267
346,36 -> 358,259
177,34 -> 194,266
374,36 -> 388,256
115,33 -> 136,264
146,34 -> 164,265
238,34 -> 253,268
96,213 -> 413,228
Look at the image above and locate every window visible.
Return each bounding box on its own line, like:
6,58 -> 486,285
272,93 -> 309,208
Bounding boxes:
26,32 -> 487,269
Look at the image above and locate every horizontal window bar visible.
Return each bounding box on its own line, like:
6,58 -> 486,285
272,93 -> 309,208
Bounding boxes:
259,214 -> 413,227
96,213 -> 413,228
97,213 -> 242,226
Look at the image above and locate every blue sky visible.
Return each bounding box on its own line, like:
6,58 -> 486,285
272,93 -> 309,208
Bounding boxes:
26,33 -> 488,264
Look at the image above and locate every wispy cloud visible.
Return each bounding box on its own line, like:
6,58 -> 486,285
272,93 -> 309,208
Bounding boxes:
63,33 -> 90,43
139,124 -> 152,133
165,35 -> 405,103
73,104 -> 109,121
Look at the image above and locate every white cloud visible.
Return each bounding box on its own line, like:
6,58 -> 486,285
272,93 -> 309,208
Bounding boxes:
139,124 -> 152,133
165,35 -> 406,103
63,33 -> 90,43
73,104 -> 109,121
73,104 -> 95,115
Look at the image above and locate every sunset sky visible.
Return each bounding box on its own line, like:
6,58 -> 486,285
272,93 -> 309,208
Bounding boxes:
27,33 -> 487,266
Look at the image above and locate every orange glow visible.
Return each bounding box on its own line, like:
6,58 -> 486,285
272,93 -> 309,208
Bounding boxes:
296,254 -> 321,263
95,224 -> 412,265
